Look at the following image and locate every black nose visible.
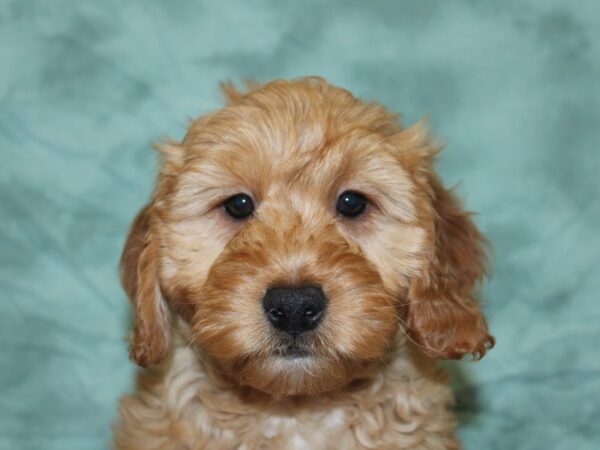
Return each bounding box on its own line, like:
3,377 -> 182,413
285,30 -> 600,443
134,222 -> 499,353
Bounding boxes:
263,286 -> 327,337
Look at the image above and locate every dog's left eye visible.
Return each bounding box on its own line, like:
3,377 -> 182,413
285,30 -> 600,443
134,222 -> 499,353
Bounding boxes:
336,191 -> 368,218
224,194 -> 255,219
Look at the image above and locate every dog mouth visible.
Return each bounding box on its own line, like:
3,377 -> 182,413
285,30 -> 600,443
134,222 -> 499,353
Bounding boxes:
274,344 -> 311,359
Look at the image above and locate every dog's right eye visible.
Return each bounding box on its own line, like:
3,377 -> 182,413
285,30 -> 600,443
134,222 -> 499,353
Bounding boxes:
224,194 -> 255,219
337,191 -> 368,218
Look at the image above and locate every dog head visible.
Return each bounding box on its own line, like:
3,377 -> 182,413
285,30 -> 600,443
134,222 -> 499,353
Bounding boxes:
120,78 -> 494,396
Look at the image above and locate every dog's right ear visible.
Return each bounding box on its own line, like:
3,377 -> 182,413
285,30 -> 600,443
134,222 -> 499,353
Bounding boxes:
120,205 -> 171,367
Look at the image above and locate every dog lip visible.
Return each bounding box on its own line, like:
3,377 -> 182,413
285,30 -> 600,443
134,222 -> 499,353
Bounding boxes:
276,344 -> 311,358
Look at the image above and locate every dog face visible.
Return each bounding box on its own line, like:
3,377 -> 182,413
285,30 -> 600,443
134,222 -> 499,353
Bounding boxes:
120,78 -> 493,396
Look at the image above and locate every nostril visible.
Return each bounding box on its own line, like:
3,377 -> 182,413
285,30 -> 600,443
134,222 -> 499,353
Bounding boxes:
267,308 -> 284,323
303,308 -> 322,320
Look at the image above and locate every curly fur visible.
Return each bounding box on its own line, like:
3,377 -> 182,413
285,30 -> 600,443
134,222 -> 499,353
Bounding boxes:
114,77 -> 493,449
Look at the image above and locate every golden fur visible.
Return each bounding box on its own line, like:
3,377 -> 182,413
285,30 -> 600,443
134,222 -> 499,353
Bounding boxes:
114,77 -> 494,449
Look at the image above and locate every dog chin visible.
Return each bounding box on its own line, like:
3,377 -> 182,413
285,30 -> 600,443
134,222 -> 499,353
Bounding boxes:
229,352 -> 371,397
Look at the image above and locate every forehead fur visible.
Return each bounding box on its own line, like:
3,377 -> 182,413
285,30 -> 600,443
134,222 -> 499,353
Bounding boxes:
185,77 -> 402,152
173,78 -> 407,178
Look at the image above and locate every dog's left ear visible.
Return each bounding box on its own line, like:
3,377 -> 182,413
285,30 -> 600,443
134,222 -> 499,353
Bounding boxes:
406,172 -> 494,360
394,122 -> 494,359
120,205 -> 171,366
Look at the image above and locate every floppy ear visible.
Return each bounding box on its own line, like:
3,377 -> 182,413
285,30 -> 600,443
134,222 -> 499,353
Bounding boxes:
120,205 -> 171,366
406,174 -> 494,360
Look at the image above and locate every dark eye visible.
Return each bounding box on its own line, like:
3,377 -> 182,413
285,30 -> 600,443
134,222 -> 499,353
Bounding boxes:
336,191 -> 368,218
224,194 -> 255,219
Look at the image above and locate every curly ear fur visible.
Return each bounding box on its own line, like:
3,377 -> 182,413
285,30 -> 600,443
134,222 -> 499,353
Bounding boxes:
407,174 -> 494,360
120,205 -> 171,366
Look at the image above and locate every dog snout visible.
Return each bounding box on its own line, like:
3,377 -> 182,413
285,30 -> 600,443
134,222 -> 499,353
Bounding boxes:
263,286 -> 327,337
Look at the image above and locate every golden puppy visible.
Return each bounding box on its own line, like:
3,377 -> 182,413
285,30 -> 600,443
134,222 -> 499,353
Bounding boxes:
114,77 -> 494,450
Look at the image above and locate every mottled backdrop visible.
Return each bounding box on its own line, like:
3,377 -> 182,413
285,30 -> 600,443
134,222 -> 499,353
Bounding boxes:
1,1 -> 599,449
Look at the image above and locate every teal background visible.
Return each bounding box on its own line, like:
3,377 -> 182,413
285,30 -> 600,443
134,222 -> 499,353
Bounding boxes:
1,1 -> 599,449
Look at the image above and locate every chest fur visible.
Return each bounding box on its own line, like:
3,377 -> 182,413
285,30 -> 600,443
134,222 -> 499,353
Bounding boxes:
114,347 -> 459,450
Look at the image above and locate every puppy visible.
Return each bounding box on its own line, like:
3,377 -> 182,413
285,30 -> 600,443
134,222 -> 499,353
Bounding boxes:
114,77 -> 493,450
